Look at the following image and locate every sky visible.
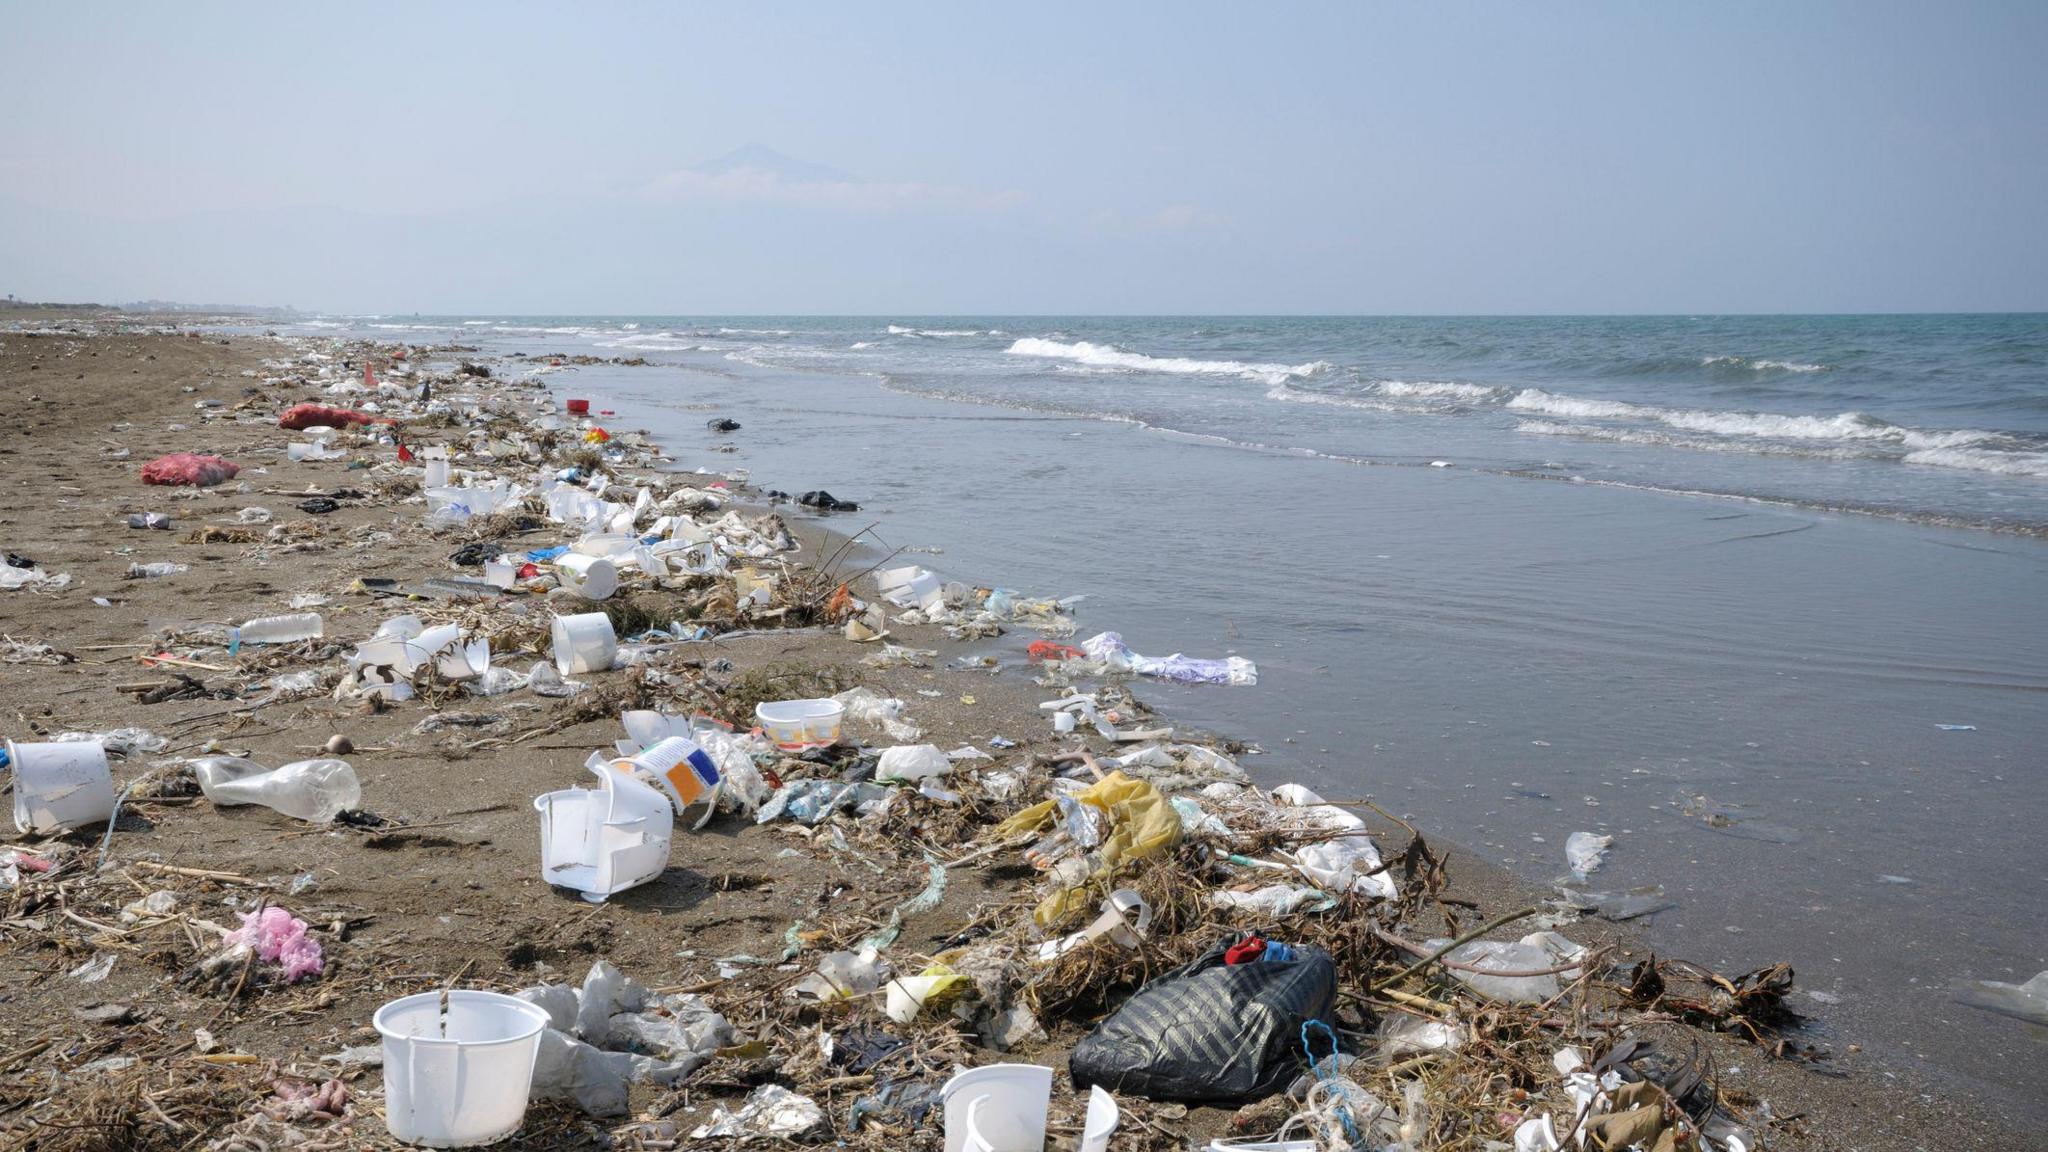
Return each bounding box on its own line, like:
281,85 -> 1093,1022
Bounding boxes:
3,2 -> 2045,314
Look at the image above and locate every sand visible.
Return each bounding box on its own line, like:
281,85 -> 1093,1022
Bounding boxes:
0,320 -> 2029,1149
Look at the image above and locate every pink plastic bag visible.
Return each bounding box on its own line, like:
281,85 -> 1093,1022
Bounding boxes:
140,453 -> 240,487
278,403 -> 389,431
226,906 -> 324,981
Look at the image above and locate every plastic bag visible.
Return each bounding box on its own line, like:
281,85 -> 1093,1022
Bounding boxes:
1070,941 -> 1336,1103
279,402 -> 386,431
141,453 -> 240,487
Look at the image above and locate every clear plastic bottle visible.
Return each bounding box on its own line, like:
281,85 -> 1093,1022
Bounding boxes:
191,756 -> 361,823
126,562 -> 188,579
233,613 -> 325,645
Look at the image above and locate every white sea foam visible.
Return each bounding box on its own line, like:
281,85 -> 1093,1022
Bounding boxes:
1703,355 -> 1828,373
1901,446 -> 2048,477
1376,380 -> 1501,400
1264,383 -> 1407,413
849,341 -> 879,349
1506,389 -> 1998,451
888,325 -> 987,337
1008,337 -> 1329,385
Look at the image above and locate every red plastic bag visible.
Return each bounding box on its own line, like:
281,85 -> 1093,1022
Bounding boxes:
1028,640 -> 1087,663
278,403 -> 388,431
141,453 -> 240,487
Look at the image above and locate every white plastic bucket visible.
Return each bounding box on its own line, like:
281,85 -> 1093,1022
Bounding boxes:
1080,1085 -> 1120,1152
375,989 -> 549,1147
8,739 -> 117,834
942,1065 -> 1053,1152
551,612 -> 617,676
534,763 -> 673,901
424,487 -> 483,518
483,559 -> 518,589
754,698 -> 844,751
556,554 -> 617,601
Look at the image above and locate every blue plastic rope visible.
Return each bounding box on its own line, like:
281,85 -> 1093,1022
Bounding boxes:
1300,1018 -> 1361,1144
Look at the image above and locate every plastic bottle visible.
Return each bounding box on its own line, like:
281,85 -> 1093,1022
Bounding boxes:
191,756 -> 361,823
233,613 -> 325,646
126,562 -> 188,579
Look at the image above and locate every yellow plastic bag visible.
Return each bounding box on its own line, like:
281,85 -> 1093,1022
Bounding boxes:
994,771 -> 1182,926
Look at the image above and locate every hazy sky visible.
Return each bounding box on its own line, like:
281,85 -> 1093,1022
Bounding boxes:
4,2 -> 2044,314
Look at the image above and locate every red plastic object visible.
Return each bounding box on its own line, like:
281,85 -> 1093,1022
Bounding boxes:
566,399 -> 591,415
1027,640 -> 1087,663
279,403 -> 387,431
141,453 -> 240,487
1224,934 -> 1268,966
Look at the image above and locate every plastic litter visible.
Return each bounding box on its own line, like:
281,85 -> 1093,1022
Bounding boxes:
691,1084 -> 826,1139
376,990 -> 548,1146
1566,831 -> 1613,878
1951,970 -> 2048,1026
140,452 -> 239,487
192,756 -> 362,823
535,763 -> 673,901
1080,631 -> 1258,687
876,744 -> 953,783
1423,931 -> 1587,1003
1070,941 -> 1337,1103
225,906 -> 326,982
8,739 -> 117,834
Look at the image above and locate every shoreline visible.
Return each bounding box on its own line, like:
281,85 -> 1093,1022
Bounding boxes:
0,318 -> 2030,1149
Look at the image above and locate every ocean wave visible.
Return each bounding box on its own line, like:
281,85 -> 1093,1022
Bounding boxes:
596,333 -> 721,352
1515,420 -> 1866,461
1702,355 -> 1828,373
849,341 -> 879,349
1007,337 -> 1330,385
1376,380 -> 1502,400
1506,389 -> 2000,451
1264,383 -> 1408,413
1901,446 -> 2048,477
887,325 -> 987,337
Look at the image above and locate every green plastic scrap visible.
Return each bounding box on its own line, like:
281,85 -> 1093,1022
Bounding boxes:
858,856 -> 946,952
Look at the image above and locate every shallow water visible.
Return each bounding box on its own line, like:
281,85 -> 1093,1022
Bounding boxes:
295,315 -> 2048,1119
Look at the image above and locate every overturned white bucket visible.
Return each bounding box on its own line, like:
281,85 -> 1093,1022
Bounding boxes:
551,612 -> 617,676
534,763 -> 673,902
8,739 -> 117,834
375,989 -> 549,1147
556,554 -> 617,601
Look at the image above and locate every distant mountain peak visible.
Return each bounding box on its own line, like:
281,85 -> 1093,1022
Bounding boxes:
692,144 -> 853,185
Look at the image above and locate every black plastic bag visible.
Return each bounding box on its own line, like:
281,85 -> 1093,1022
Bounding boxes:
1069,942 -> 1337,1104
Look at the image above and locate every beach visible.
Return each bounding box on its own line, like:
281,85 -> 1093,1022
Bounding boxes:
0,316 -> 2039,1150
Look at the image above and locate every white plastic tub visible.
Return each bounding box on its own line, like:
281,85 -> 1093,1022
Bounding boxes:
8,739 -> 117,834
375,989 -> 549,1147
551,612 -> 617,676
754,698 -> 844,751
534,763 -> 673,901
941,1065 -> 1054,1152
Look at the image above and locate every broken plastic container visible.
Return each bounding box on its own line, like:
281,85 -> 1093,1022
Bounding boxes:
376,989 -> 549,1147
551,612 -> 617,676
535,763 -> 674,902
942,1064 -> 1053,1152
754,698 -> 843,752
8,739 -> 117,834
612,736 -> 721,815
192,756 -> 362,823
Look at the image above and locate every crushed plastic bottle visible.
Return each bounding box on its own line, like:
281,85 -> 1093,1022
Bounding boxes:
126,562 -> 189,579
191,756 -> 361,823
233,613 -> 325,646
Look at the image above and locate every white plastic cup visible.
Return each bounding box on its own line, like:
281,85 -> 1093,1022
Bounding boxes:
437,638 -> 491,681
556,554 -> 617,601
8,739 -> 117,834
424,459 -> 452,488
534,763 -> 674,901
551,612 -> 617,676
942,1065 -> 1054,1152
483,559 -> 518,589
375,989 -> 549,1147
612,735 -> 720,813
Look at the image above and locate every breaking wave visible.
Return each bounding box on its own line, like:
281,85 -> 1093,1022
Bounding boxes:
1702,355 -> 1828,373
888,325 -> 987,337
1506,389 -> 2003,451
1007,337 -> 1330,385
